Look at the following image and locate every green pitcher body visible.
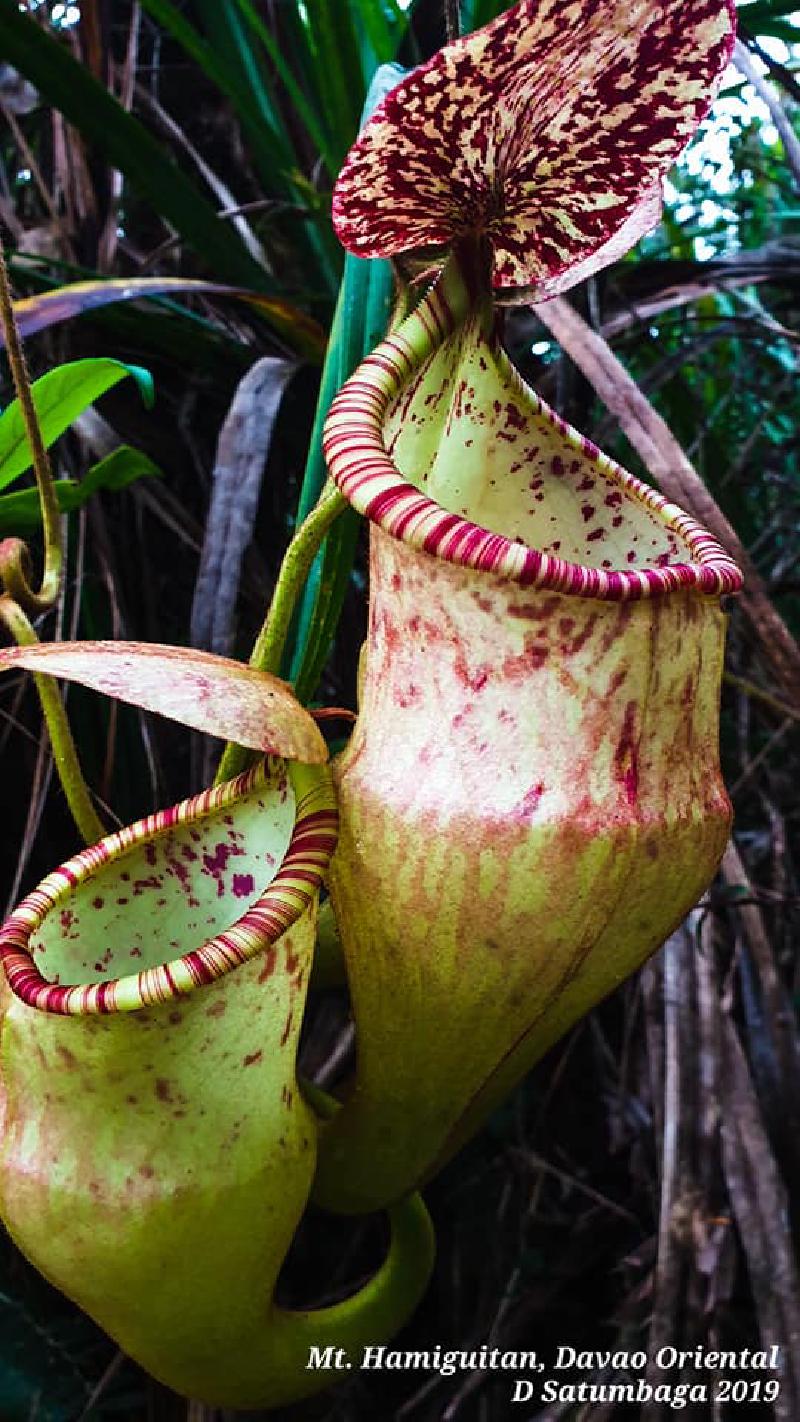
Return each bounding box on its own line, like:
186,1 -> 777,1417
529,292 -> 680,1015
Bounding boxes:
0,759 -> 346,1406
316,272 -> 739,1214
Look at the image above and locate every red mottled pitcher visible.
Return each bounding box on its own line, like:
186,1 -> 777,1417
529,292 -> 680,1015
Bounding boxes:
313,263 -> 742,1214
0,756 -> 432,1406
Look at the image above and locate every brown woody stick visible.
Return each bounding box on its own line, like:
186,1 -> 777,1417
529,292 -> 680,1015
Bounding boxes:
444,0 -> 461,42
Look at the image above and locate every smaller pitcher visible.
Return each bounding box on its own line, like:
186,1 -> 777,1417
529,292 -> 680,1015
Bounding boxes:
0,755 -> 432,1408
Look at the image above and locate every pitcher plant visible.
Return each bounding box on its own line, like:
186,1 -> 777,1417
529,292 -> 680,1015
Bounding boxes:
312,0 -> 743,1212
0,648 -> 434,1407
0,0 -> 744,1401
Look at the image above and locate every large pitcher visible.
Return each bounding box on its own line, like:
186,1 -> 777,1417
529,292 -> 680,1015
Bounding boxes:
314,269 -> 741,1214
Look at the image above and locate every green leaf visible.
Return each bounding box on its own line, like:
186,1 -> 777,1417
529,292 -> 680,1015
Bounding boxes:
228,0 -> 341,177
284,64 -> 402,697
0,447 -> 162,535
190,0 -> 342,293
194,0 -> 294,161
138,0 -> 299,185
8,275 -> 326,363
293,506 -> 363,703
0,360 -> 153,491
139,0 -> 285,149
459,0 -> 511,31
738,0 -> 800,20
296,0 -> 364,165
80,444 -> 162,494
743,18 -> 800,39
353,0 -> 398,73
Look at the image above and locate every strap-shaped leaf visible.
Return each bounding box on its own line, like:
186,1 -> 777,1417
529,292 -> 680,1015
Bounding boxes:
332,0 -> 735,297
0,447 -> 162,535
190,357 -> 297,657
8,277 -> 325,363
0,641 -> 327,764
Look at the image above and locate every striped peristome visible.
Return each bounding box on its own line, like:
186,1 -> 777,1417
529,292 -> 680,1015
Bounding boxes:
332,0 -> 736,297
323,261 -> 743,600
315,237 -> 743,1220
314,1 -> 742,1217
0,756 -> 432,1408
0,759 -> 337,1015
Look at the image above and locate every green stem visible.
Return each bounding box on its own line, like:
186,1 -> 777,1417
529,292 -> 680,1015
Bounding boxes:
0,239 -> 62,612
217,248 -> 477,788
274,1077 -> 435,1405
265,1191 -> 435,1403
214,480 -> 347,785
250,482 -> 347,677
308,897 -> 347,991
0,595 -> 106,846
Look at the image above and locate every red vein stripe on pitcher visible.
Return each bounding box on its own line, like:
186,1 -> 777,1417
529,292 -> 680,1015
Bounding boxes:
0,761 -> 337,1015
323,273 -> 743,601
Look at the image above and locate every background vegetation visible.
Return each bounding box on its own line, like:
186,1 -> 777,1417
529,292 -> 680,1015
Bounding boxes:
0,1 -> 798,1418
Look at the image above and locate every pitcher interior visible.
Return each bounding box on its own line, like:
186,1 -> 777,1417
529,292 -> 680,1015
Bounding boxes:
384,317 -> 690,571
28,762 -> 296,985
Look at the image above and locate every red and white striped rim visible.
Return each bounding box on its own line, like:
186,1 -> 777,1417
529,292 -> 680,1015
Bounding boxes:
323,280 -> 743,601
0,760 -> 337,1015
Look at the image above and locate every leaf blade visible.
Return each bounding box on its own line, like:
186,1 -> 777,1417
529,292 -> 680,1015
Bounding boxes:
0,642 -> 328,764
0,448 -> 161,534
8,277 -> 325,362
0,359 -> 153,490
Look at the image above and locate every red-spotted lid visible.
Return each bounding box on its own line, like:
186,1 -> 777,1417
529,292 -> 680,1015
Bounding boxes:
332,0 -> 736,299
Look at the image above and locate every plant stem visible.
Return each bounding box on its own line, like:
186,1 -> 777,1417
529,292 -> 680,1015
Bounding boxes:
0,595 -> 106,846
217,249 -> 476,789
308,897 -> 347,991
214,480 -> 347,785
251,482 -> 347,676
0,238 -> 62,612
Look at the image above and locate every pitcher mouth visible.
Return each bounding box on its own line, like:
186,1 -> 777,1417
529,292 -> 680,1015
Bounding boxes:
0,760 -> 337,1016
323,284 -> 743,603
